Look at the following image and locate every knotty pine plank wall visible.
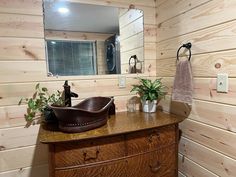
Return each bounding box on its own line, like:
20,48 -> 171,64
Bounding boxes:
156,0 -> 236,176
0,0 -> 157,176
119,8 -> 144,73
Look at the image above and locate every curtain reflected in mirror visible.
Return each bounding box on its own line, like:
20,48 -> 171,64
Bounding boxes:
105,35 -> 120,74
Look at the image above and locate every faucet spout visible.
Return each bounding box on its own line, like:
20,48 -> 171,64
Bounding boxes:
63,80 -> 78,107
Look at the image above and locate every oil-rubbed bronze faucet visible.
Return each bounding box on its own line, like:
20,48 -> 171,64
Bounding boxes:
63,80 -> 78,107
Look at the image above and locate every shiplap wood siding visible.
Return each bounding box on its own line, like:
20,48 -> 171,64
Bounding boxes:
96,41 -> 107,75
119,8 -> 145,73
0,0 -> 157,176
45,30 -> 113,41
156,0 -> 236,176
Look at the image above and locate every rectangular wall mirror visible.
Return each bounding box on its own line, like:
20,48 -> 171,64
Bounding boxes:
43,1 -> 144,76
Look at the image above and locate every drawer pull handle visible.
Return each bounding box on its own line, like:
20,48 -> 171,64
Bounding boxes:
83,148 -> 100,161
149,163 -> 161,173
148,131 -> 160,143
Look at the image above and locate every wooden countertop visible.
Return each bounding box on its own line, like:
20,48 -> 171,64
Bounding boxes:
39,111 -> 185,143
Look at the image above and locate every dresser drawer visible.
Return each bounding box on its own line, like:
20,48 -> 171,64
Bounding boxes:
125,125 -> 176,155
127,144 -> 176,177
55,160 -> 127,177
54,135 -> 125,168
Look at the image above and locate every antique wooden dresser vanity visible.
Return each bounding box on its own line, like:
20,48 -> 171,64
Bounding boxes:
39,111 -> 185,177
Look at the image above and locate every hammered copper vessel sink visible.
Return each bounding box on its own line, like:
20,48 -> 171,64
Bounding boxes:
49,97 -> 114,133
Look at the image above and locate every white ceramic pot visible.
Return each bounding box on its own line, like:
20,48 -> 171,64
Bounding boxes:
142,100 -> 157,113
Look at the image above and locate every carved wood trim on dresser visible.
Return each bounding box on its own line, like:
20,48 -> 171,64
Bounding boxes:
39,111 -> 185,177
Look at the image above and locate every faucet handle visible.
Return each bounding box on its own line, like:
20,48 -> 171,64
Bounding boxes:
70,92 -> 78,98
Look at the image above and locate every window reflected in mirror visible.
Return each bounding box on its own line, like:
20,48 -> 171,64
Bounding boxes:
46,40 -> 97,76
43,1 -> 144,76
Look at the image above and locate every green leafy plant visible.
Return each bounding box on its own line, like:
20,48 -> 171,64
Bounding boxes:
18,83 -> 63,121
131,77 -> 167,102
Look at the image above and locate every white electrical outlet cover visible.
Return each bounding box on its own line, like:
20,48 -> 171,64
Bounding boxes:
217,73 -> 228,93
118,76 -> 126,88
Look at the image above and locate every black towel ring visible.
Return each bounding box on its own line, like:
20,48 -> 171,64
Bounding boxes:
177,42 -> 192,61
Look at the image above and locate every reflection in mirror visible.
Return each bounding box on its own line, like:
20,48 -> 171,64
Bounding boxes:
43,1 -> 144,76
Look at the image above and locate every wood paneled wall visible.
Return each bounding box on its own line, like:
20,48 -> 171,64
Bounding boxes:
119,8 -> 144,73
45,30 -> 113,41
156,0 -> 236,176
0,0 -> 157,176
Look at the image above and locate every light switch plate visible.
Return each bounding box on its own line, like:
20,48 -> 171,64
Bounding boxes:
118,76 -> 126,88
217,73 -> 228,93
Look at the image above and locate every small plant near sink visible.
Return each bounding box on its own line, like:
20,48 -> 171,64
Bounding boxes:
18,83 -> 63,125
131,77 -> 167,113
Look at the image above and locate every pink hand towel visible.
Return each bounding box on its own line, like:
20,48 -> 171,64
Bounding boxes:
172,60 -> 193,105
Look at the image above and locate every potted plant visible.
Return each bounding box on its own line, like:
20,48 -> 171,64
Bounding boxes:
18,83 -> 64,125
130,77 -> 166,113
